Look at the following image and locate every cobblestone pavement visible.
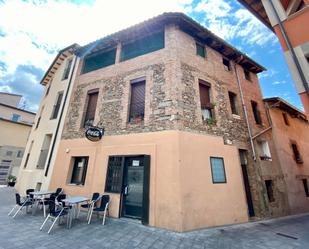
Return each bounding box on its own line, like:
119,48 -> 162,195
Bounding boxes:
1,186 -> 309,249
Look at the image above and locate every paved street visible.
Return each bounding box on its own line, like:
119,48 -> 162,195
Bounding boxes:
1,186 -> 309,249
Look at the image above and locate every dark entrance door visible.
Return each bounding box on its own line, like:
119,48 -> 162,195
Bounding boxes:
239,150 -> 255,217
122,156 -> 144,219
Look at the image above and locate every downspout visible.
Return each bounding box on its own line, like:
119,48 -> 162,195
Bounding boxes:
234,61 -> 257,161
44,55 -> 78,176
269,0 -> 309,94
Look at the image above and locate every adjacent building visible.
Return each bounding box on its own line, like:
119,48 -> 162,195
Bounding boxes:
238,0 -> 309,116
16,44 -> 79,192
0,92 -> 35,185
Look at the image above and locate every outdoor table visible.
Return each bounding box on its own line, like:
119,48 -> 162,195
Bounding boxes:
30,190 -> 55,217
62,197 -> 89,229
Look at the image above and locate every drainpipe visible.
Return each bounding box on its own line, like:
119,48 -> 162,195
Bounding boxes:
234,61 -> 257,161
269,0 -> 309,94
44,55 -> 78,177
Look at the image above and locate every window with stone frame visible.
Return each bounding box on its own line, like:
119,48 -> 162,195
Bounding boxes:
265,180 -> 275,202
251,100 -> 262,125
291,142 -> 303,164
83,89 -> 99,128
228,91 -> 238,115
128,78 -> 146,123
199,80 -> 213,121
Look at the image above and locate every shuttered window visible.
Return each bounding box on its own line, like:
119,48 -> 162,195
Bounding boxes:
121,30 -> 164,61
199,80 -> 213,120
51,92 -> 63,119
105,156 -> 124,193
83,90 -> 98,128
129,80 -> 145,122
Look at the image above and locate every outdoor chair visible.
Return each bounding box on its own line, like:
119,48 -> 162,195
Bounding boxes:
43,188 -> 63,202
8,193 -> 34,218
78,192 -> 100,220
40,200 -> 69,234
26,188 -> 35,201
88,195 -> 110,225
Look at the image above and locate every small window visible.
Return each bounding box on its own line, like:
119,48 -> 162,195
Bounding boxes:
11,114 -> 21,122
50,92 -> 64,119
291,142 -> 303,164
282,113 -> 290,126
105,156 -> 124,193
223,58 -> 230,71
196,43 -> 206,58
83,90 -> 99,128
36,106 -> 44,129
258,141 -> 272,161
129,79 -> 146,123
70,157 -> 89,185
45,85 -> 51,97
265,180 -> 275,202
251,101 -> 262,125
228,91 -> 238,115
62,59 -> 72,80
6,151 -> 13,156
244,69 -> 251,81
37,134 -> 52,169
36,182 -> 42,191
302,179 -> 309,197
210,157 -> 226,184
199,80 -> 213,121
16,150 -> 23,158
24,141 -> 33,168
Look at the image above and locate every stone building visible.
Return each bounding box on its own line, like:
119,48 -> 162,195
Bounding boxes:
43,13 -> 277,232
0,92 -> 35,185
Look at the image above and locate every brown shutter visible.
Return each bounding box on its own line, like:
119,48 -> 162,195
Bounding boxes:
199,83 -> 210,109
84,91 -> 98,127
129,81 -> 145,119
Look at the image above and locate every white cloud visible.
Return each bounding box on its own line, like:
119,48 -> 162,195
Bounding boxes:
258,69 -> 278,79
272,80 -> 286,85
0,85 -> 12,92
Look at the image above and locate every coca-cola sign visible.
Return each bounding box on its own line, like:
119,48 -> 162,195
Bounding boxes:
85,127 -> 104,142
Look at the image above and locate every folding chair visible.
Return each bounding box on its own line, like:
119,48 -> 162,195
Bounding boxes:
40,200 -> 69,234
8,193 -> 33,218
88,195 -> 110,225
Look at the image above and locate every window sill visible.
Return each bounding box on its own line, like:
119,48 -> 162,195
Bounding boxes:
232,114 -> 241,119
260,157 -> 272,161
67,183 -> 85,187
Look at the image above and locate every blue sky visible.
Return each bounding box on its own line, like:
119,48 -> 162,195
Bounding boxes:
0,0 -> 302,112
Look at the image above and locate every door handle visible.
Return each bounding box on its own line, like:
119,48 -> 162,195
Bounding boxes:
124,186 -> 128,195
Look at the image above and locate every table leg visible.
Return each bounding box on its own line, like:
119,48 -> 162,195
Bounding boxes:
42,197 -> 46,217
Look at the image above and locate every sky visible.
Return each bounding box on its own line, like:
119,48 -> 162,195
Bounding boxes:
0,0 -> 303,112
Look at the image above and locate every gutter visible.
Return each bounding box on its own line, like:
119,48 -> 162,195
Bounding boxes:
269,0 -> 309,94
233,60 -> 257,161
44,55 -> 78,177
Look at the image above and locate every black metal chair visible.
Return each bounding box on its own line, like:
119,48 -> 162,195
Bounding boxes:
88,195 -> 110,225
40,200 -> 69,234
26,188 -> 35,201
8,193 -> 33,218
78,192 -> 100,220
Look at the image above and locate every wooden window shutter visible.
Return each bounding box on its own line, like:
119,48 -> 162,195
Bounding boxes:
199,82 -> 211,109
129,81 -> 145,120
84,91 -> 98,127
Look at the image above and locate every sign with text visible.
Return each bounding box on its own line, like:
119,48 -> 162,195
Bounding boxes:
85,126 -> 104,142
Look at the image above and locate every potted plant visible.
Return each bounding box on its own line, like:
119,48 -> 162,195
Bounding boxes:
7,175 -> 16,187
130,113 -> 143,123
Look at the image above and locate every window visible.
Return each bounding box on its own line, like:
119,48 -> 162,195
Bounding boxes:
258,141 -> 272,161
105,156 -> 124,193
244,69 -> 251,81
265,180 -> 275,202
36,182 -> 42,191
0,160 -> 11,169
11,114 -> 21,122
228,91 -> 238,115
24,141 -> 33,168
210,157 -> 226,183
62,59 -> 72,80
196,43 -> 206,58
82,49 -> 116,74
223,58 -> 231,71
302,179 -> 309,197
36,106 -> 44,129
129,79 -> 146,123
45,85 -> 50,97
50,92 -> 63,119
199,80 -> 213,121
70,157 -> 88,185
291,142 -> 303,164
37,134 -> 52,169
17,150 -> 23,158
6,151 -> 13,156
83,90 -> 99,127
282,113 -> 290,126
251,101 -> 262,125
121,30 -> 164,61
